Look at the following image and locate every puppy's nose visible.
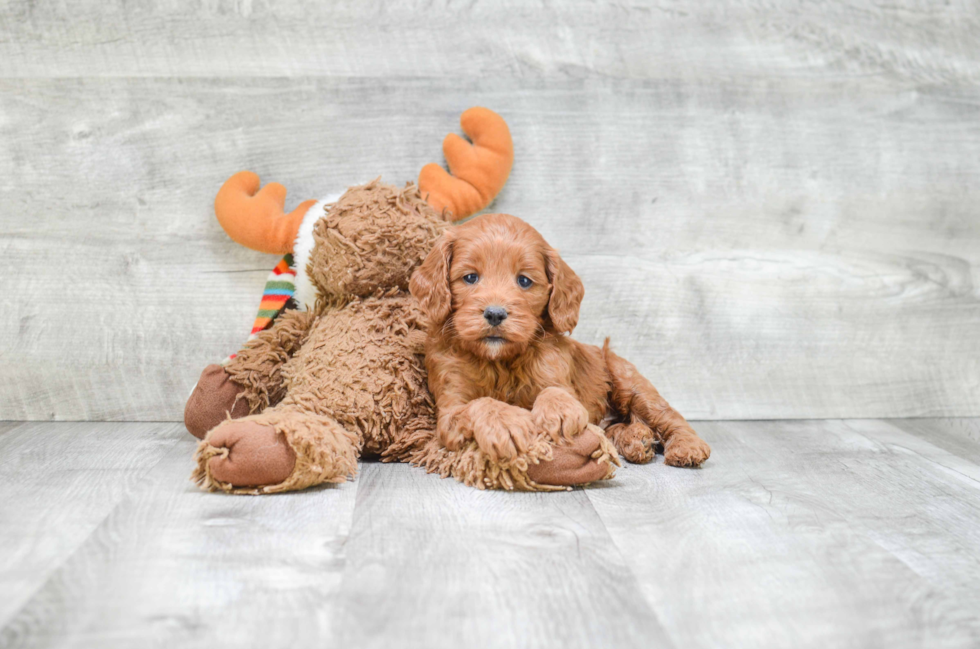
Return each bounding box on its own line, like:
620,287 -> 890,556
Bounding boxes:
483,306 -> 508,327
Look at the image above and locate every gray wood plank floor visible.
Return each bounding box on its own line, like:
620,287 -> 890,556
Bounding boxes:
1,418 -> 978,648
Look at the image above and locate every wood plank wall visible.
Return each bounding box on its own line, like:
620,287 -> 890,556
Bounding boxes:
1,1 -> 978,421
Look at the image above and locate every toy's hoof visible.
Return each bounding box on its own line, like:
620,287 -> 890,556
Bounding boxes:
184,364 -> 250,439
527,426 -> 616,487
205,421 -> 296,487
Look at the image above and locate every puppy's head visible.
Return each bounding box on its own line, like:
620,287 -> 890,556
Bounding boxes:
410,213 -> 583,360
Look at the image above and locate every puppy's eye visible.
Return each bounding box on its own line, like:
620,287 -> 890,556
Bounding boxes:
463,273 -> 479,285
517,275 -> 533,289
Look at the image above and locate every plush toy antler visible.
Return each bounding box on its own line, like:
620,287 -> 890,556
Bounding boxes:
418,107 -> 513,221
213,107 -> 512,253
214,171 -> 317,255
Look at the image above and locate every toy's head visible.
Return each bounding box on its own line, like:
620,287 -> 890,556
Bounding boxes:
307,180 -> 447,299
212,107 -> 514,305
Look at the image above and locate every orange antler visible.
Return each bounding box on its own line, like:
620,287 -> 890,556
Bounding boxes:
418,107 -> 513,221
214,171 -> 317,254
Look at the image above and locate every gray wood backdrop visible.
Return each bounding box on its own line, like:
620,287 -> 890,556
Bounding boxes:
1,0 -> 978,422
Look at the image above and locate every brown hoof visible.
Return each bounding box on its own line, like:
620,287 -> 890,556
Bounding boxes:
527,426 -> 616,487
184,364 -> 250,439
205,421 -> 296,487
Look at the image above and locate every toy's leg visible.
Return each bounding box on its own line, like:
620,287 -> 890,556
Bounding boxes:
525,387 -> 620,485
184,364 -> 250,440
400,420 -> 618,491
192,405 -> 361,494
603,343 -> 711,468
526,425 -> 620,487
183,309 -> 314,440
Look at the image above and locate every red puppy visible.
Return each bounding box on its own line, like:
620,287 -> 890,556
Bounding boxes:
410,213 -> 710,485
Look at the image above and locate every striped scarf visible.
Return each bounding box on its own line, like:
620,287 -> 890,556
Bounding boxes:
222,253 -> 297,365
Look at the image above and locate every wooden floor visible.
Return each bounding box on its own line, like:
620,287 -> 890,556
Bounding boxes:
1,418 -> 979,648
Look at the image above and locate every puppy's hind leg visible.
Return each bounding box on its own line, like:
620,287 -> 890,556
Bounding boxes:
602,340 -> 711,468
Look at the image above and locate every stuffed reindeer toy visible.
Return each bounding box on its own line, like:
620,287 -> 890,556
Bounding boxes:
185,108 -> 620,494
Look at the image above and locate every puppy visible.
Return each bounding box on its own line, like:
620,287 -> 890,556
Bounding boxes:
409,213 -> 710,484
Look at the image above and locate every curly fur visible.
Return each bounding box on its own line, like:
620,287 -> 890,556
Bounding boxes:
308,180 -> 448,299
223,309 -> 315,414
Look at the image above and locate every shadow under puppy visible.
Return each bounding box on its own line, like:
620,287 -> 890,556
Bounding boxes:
410,213 -> 711,472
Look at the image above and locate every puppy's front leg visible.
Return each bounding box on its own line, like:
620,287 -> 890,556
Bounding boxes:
438,398 -> 535,462
531,386 -> 590,443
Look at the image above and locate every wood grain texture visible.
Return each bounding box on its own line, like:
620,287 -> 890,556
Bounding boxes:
2,418 -> 979,647
1,0 -> 978,82
0,422 -> 182,625
885,417 -> 980,464
331,462 -> 671,649
1,1 -> 979,420
0,422 -> 23,438
0,430 -> 359,648
585,419 -> 980,648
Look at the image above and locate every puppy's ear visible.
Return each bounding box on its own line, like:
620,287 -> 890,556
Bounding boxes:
545,247 -> 584,334
411,232 -> 454,326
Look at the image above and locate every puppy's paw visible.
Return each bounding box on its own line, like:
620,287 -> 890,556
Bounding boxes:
527,424 -> 619,486
472,402 -> 535,462
204,421 -> 297,486
531,387 -> 590,443
605,421 -> 656,464
664,432 -> 711,468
